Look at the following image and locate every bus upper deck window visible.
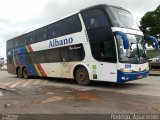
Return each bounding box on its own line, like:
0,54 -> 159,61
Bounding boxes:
90,18 -> 98,28
81,9 -> 109,30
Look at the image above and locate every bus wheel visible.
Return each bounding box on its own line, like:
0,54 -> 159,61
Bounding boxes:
75,67 -> 90,86
23,67 -> 29,79
17,68 -> 22,78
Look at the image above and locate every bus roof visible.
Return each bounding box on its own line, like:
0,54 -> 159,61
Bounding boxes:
7,4 -> 130,42
80,4 -> 131,13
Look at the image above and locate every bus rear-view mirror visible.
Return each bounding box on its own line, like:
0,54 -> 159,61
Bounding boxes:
146,35 -> 159,50
116,31 -> 129,49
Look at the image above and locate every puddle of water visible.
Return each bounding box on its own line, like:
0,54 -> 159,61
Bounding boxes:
70,92 -> 101,101
41,96 -> 64,104
31,100 -> 41,105
46,92 -> 55,96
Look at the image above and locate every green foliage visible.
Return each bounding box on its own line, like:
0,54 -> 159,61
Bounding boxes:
147,50 -> 160,58
140,5 -> 160,45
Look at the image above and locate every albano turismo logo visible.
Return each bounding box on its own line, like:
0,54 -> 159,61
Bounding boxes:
49,37 -> 73,48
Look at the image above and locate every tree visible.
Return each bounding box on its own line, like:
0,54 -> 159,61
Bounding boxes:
140,5 -> 160,46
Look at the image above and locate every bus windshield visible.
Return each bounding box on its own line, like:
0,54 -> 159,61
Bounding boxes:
117,34 -> 148,64
106,7 -> 139,30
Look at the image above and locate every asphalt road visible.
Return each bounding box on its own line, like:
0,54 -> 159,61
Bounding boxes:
0,70 -> 160,114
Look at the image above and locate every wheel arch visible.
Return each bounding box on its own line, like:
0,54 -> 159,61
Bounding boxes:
22,66 -> 27,72
73,63 -> 91,80
22,65 -> 29,79
16,66 -> 21,76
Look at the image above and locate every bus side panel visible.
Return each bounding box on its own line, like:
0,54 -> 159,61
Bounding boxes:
12,47 -> 39,77
79,41 -> 102,81
39,63 -> 62,78
100,62 -> 117,82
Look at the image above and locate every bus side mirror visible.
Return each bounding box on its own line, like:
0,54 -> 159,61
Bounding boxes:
116,31 -> 129,49
146,35 -> 159,50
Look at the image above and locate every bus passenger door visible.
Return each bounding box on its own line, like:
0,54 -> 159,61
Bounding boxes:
99,40 -> 117,82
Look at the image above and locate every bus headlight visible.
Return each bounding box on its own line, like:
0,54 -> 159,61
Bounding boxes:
120,68 -> 133,73
121,76 -> 130,81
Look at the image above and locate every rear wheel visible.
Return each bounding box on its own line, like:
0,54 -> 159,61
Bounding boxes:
22,67 -> 29,79
17,68 -> 22,78
75,67 -> 90,86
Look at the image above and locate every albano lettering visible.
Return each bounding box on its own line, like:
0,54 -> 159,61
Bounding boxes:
49,37 -> 73,48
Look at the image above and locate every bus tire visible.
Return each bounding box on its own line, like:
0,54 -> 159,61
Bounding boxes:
22,67 -> 29,79
17,68 -> 23,78
75,67 -> 90,86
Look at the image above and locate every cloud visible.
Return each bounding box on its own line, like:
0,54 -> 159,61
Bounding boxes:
34,0 -> 160,27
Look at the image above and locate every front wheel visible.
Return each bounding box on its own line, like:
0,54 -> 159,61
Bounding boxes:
75,67 -> 90,86
22,67 -> 29,79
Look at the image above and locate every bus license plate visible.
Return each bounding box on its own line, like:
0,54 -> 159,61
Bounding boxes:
138,75 -> 143,79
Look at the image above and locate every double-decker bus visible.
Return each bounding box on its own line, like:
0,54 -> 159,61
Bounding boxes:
7,4 -> 156,85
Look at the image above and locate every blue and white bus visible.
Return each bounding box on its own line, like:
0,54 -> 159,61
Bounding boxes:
7,4 -> 158,85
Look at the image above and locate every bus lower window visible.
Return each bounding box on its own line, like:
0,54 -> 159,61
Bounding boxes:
69,44 -> 85,61
100,41 -> 117,62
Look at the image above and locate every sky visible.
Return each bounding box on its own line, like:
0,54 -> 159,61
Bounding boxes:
0,0 -> 160,59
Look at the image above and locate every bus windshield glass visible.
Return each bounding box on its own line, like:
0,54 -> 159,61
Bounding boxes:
106,7 -> 139,30
117,34 -> 148,64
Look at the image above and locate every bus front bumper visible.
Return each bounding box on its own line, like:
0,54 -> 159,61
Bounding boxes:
117,70 -> 149,83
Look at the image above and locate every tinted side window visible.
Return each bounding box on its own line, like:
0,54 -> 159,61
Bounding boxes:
8,56 -> 12,64
48,22 -> 62,39
26,44 -> 85,63
69,44 -> 85,61
13,38 -> 19,48
36,27 -> 48,42
7,40 -> 12,50
100,41 -> 117,62
63,15 -> 82,35
7,51 -> 12,64
60,47 -> 68,62
28,53 -> 36,64
28,32 -> 36,44
34,52 -> 40,63
19,35 -> 27,47
38,51 -> 46,63
81,9 -> 109,29
46,49 -> 60,62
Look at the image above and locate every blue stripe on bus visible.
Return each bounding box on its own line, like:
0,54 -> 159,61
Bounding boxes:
27,64 -> 39,76
117,70 -> 149,83
14,46 -> 39,77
